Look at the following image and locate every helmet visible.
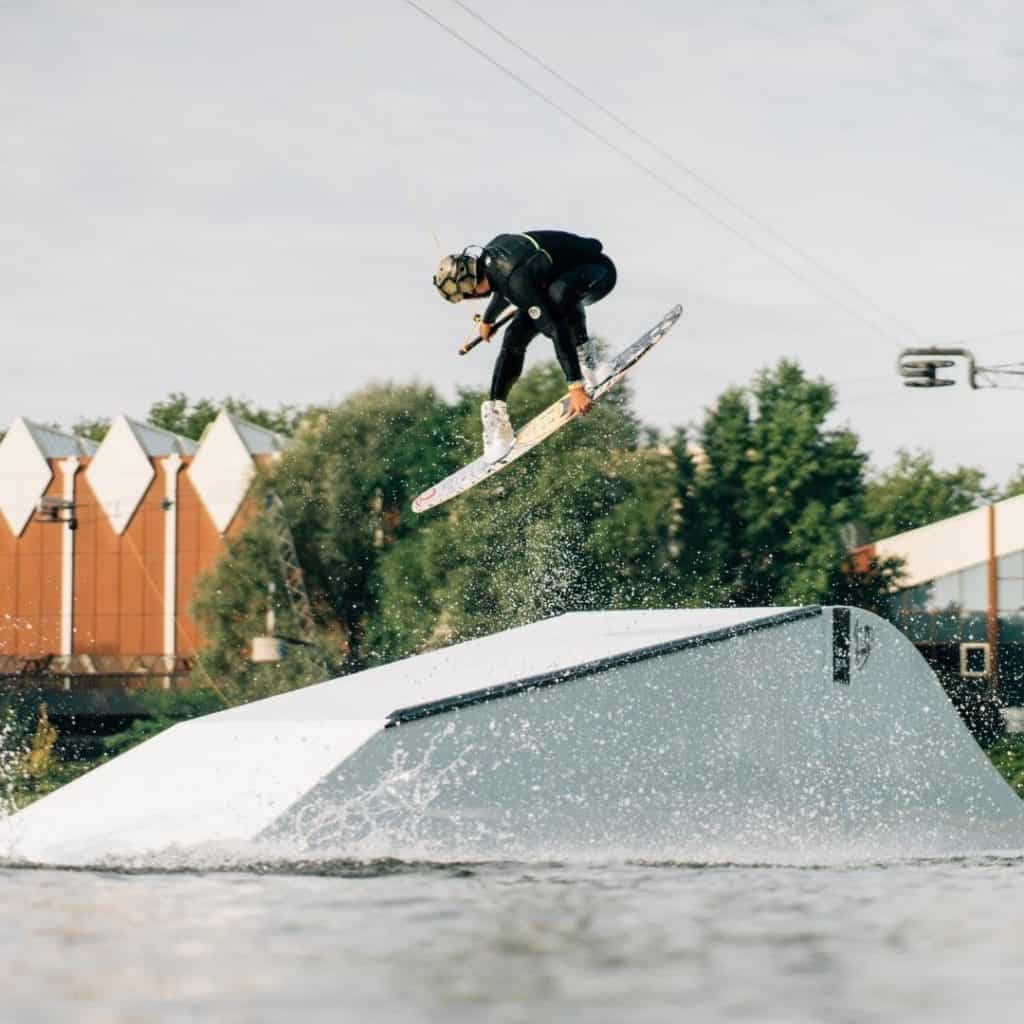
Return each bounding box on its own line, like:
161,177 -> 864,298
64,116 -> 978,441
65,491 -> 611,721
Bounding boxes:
433,250 -> 485,303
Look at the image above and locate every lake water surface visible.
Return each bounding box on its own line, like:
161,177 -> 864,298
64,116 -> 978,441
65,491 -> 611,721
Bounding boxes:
2,854 -> 1022,1023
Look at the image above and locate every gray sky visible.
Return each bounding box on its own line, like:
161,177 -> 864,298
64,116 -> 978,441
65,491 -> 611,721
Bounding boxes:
3,1 -> 1023,480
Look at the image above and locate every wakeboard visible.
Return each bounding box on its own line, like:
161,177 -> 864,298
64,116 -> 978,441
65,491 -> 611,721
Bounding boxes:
412,304 -> 683,514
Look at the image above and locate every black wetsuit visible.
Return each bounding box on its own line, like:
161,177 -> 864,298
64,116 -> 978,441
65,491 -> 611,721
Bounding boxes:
480,230 -> 617,402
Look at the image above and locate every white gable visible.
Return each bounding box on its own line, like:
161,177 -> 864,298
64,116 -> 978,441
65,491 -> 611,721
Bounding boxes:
188,411 -> 278,534
85,416 -> 157,535
0,418 -> 56,535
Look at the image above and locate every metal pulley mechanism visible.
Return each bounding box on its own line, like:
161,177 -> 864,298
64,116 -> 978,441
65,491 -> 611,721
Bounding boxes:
899,358 -> 956,388
897,347 -> 977,389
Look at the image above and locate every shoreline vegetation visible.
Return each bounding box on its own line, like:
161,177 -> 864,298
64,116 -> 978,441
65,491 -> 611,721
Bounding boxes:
3,360 -> 1024,813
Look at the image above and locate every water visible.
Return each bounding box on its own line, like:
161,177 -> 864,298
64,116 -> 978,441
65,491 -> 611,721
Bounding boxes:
1,855 -> 1022,1023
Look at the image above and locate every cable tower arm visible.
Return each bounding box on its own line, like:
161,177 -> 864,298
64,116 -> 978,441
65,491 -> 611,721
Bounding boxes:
264,491 -> 318,644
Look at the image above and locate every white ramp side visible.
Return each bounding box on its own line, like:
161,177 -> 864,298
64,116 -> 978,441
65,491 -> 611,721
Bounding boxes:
2,606 -> 1023,866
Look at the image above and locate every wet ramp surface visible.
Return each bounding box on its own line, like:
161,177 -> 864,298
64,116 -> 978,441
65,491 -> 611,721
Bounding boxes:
3,607 -> 1023,868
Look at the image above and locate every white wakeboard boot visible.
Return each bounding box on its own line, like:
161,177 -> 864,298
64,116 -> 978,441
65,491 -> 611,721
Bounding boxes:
578,340 -> 613,395
481,400 -> 514,462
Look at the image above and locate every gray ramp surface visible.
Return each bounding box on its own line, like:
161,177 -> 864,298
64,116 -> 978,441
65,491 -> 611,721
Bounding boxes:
2,606 -> 1022,866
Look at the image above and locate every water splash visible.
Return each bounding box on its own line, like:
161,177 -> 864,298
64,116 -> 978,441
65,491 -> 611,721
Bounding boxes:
279,722 -> 508,855
0,709 -> 26,819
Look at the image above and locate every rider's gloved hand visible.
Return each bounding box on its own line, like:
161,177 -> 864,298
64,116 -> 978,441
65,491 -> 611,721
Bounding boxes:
567,381 -> 593,416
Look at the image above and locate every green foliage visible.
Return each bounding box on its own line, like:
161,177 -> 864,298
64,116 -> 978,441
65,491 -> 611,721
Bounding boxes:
0,697 -> 29,813
863,449 -> 995,538
61,393 -> 303,445
827,554 -> 904,618
986,734 -> 1024,798
189,513 -> 345,702
679,360 -> 875,606
0,694 -> 32,751
1,700 -> 100,811
71,416 -> 111,442
1004,465 -> 1024,500
147,392 -> 303,439
190,382 -> 461,696
190,381 -> 462,691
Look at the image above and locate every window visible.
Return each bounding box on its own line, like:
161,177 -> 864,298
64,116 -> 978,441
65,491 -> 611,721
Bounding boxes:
929,573 -> 960,611
960,642 -> 991,678
902,584 -> 930,612
891,558 -> 1024,646
959,564 -> 988,613
998,551 -> 1024,579
998,577 -> 1024,614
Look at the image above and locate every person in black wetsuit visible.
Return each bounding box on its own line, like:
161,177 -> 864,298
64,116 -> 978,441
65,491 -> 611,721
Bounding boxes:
433,230 -> 617,461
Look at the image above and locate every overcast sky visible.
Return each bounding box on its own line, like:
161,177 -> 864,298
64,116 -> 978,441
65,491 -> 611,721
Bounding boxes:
3,1 -> 1023,480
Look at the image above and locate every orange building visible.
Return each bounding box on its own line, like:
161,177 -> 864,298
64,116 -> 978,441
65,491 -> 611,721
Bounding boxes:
0,412 -> 287,729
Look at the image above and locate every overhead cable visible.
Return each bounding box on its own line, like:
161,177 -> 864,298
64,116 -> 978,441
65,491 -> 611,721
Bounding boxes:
398,0 -> 911,345
447,0 -> 924,345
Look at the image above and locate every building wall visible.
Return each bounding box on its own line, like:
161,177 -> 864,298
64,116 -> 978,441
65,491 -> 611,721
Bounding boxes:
0,413 -> 286,683
175,464 -> 226,654
0,467 -> 65,657
71,462 -> 167,658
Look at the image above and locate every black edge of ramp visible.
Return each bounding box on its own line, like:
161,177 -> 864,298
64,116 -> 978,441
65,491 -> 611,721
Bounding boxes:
832,606 -> 852,685
386,606 -> 824,728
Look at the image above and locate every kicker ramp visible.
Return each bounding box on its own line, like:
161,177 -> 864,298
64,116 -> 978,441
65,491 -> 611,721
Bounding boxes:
3,606 -> 1023,866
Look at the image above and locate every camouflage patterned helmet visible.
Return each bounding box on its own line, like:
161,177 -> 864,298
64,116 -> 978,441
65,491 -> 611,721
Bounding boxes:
433,250 -> 484,303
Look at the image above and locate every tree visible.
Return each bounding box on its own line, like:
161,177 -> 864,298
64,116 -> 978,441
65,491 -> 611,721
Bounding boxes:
71,417 -> 111,443
147,392 -> 303,439
1004,465 -> 1024,500
189,381 -> 463,697
60,394 -> 304,446
863,449 -> 995,539
677,360 -> 878,606
189,514 -> 341,704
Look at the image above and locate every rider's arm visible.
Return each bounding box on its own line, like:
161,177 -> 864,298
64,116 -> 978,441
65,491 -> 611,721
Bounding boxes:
481,294 -> 511,325
550,321 -> 584,385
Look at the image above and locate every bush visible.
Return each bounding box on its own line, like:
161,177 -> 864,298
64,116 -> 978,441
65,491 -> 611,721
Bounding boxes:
986,734 -> 1024,798
1,700 -> 100,812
